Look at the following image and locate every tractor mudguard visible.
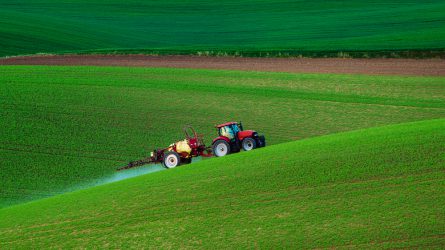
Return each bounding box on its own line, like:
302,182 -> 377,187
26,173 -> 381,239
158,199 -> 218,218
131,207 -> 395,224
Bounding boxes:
212,136 -> 231,144
237,130 -> 255,141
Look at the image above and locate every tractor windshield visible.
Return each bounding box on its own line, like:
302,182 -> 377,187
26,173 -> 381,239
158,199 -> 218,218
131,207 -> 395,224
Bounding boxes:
220,126 -> 234,139
219,124 -> 240,139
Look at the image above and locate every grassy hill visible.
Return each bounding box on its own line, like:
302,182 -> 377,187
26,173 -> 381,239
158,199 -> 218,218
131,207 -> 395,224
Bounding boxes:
1,1 -> 445,57
1,65 -> 444,208
0,119 -> 443,248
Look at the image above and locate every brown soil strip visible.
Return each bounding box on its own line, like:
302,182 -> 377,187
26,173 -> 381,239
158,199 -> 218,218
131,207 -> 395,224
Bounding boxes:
1,55 -> 445,76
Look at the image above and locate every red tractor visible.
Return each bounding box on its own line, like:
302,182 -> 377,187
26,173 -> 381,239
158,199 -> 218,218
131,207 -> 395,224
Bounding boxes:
212,121 -> 266,157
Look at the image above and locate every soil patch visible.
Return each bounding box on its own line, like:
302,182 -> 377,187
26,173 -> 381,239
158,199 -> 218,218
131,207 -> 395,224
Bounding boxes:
1,55 -> 445,76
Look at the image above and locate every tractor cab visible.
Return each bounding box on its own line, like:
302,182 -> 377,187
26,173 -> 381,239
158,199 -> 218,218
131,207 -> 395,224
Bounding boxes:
216,122 -> 242,140
212,121 -> 265,157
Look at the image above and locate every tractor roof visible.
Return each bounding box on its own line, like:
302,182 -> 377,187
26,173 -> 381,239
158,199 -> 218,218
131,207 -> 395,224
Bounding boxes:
216,122 -> 238,128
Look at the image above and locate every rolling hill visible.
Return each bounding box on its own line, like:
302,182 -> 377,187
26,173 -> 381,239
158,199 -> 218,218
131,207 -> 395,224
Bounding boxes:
1,1 -> 444,248
1,65 -> 444,208
0,119 -> 443,248
1,1 -> 445,57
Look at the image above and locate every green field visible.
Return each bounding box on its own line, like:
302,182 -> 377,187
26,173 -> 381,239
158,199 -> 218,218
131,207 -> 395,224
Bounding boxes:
1,1 -> 445,57
1,65 -> 444,208
1,0 -> 444,247
0,119 -> 443,248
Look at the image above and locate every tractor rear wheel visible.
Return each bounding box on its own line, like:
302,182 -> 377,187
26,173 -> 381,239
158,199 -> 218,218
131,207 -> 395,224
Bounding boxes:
213,140 -> 230,157
163,151 -> 180,169
242,137 -> 256,151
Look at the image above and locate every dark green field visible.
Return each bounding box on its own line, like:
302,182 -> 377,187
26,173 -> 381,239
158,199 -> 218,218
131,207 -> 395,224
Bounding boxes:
1,1 -> 445,57
1,65 -> 444,208
0,119 -> 443,248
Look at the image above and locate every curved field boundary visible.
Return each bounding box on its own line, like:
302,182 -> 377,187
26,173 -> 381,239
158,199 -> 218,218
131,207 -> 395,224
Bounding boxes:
0,119 -> 443,248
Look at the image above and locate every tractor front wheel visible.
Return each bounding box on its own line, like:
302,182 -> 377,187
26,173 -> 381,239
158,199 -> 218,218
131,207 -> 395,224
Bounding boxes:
163,151 -> 180,169
242,137 -> 257,151
213,140 -> 230,157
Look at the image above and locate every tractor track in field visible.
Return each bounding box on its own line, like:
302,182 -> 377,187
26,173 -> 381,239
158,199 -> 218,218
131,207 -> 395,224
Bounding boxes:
1,55 -> 445,76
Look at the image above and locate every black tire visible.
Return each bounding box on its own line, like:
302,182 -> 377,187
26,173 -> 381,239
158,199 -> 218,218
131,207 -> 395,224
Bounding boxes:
212,140 -> 230,157
257,135 -> 266,148
181,157 -> 192,164
163,151 -> 180,169
242,137 -> 257,151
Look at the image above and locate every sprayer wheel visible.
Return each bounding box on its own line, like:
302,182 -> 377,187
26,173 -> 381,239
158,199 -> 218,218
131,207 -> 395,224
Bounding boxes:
163,151 -> 180,169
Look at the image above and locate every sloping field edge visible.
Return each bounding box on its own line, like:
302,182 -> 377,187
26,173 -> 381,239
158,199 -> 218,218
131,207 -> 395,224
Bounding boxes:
1,118 -> 443,212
